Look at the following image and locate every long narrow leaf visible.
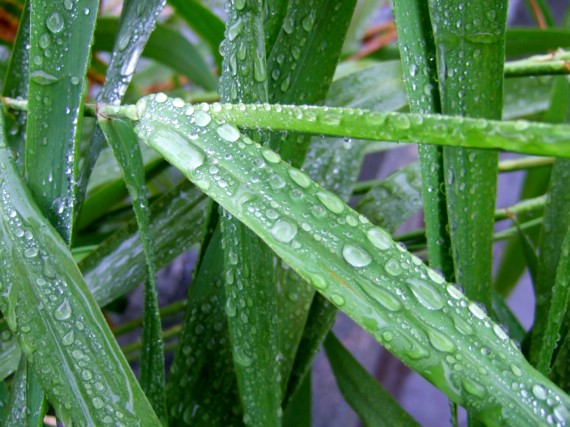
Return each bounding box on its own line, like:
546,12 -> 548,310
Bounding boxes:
0,118 -> 160,425
98,117 -> 166,422
4,356 -> 46,427
133,94 -> 570,426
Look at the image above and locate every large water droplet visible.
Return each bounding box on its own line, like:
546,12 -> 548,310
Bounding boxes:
406,278 -> 444,310
288,169 -> 311,188
216,123 -> 240,142
234,347 -> 253,367
365,286 -> 402,312
427,328 -> 456,353
62,330 -> 74,346
316,191 -> 344,214
331,294 -> 345,306
149,128 -> 204,173
46,12 -> 64,33
54,299 -> 72,321
194,110 -> 212,127
24,247 -> 39,258
366,227 -> 392,250
532,384 -> 547,400
262,149 -> 281,164
462,378 -> 486,397
342,244 -> 371,268
554,405 -> 570,423
270,219 -> 298,243
385,259 -> 402,276
310,274 -> 328,290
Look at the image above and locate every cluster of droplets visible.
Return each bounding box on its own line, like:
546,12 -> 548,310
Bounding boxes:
135,94 -> 570,424
0,172 -> 133,425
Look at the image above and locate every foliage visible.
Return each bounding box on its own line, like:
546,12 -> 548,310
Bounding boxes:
0,0 -> 570,425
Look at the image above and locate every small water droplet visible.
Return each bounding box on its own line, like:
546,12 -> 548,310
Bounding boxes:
510,364 -> 522,377
234,347 -> 253,367
385,259 -> 402,276
532,384 -> 547,400
270,219 -> 298,243
155,93 -> 168,103
342,244 -> 371,268
63,0 -> 73,10
269,174 -> 286,189
468,302 -> 486,319
30,70 -> 58,85
427,268 -> 445,284
81,369 -> 92,380
216,123 -> 240,142
392,115 -> 411,129
331,294 -> 345,306
62,330 -> 74,346
310,274 -> 328,290
46,12 -> 64,33
24,247 -> 39,258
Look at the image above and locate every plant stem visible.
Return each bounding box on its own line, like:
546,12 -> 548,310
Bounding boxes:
111,300 -> 187,337
505,51 -> 570,77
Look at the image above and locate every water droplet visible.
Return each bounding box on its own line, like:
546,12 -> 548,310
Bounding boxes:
493,323 -> 508,340
427,268 -> 445,284
462,378 -> 486,397
193,110 -> 211,127
233,0 -> 246,10
54,299 -> 72,321
446,284 -> 463,299
510,364 -> 522,377
234,347 -> 253,367
310,274 -> 328,290
70,76 -> 80,85
316,191 -> 344,214
63,0 -> 73,10
253,51 -> 267,82
155,92 -> 168,103
216,123 -> 240,142
342,244 -> 371,268
62,330 -> 74,346
92,397 -> 104,409
532,384 -> 547,400
270,219 -> 298,243
427,328 -> 456,353
331,294 -> 345,306
39,33 -> 50,49
24,248 -> 39,258
269,174 -> 286,189
172,98 -> 185,108
406,278 -> 444,310
288,169 -> 311,188
30,70 -> 58,85
81,369 -> 92,380
468,302 -> 486,319
392,115 -> 411,129
262,149 -> 281,164
366,227 -> 392,250
385,259 -> 402,276
365,286 -> 402,312
46,12 -> 64,33
148,128 -> 204,172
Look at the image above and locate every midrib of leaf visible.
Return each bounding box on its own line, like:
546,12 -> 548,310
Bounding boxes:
25,0 -> 99,244
218,1 -> 280,426
429,1 -> 507,310
133,93 -> 570,426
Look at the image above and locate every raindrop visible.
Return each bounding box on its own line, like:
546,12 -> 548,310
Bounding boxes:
81,369 -> 92,380
310,274 -> 328,290
54,299 -> 72,321
155,93 -> 168,103
149,128 -> 204,172
392,115 -> 411,130
468,302 -> 486,320
117,33 -> 130,51
554,405 -> 569,423
385,259 -> 402,276
510,364 -> 522,377
427,328 -> 456,353
366,227 -> 392,250
173,98 -> 185,108
70,76 -> 80,85
234,347 -> 253,367
269,174 -> 286,189
493,323 -> 508,340
30,70 -> 58,85
366,286 -> 402,312
64,0 -> 73,10
406,278 -> 444,310
427,268 -> 445,284
39,33 -> 50,49
24,247 -> 39,258
262,149 -> 281,164
532,384 -> 547,400
331,294 -> 345,306
288,169 -> 311,188
62,330 -> 74,346
462,378 -> 486,397
233,0 -> 246,10
342,244 -> 371,268
46,12 -> 64,34
316,191 -> 344,214
216,123 -> 240,142
270,219 -> 298,243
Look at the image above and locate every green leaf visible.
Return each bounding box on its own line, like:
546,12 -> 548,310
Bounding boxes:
134,93 -> 570,425
506,28 -> 570,58
1,0 -> 29,169
4,356 -> 47,427
166,230 -> 242,426
25,0 -> 99,243
0,123 -> 160,425
218,1 -> 281,425
282,371 -> 310,427
98,117 -> 166,422
167,0 -> 224,67
0,319 -> 21,381
429,0 -> 507,307
324,333 -> 419,427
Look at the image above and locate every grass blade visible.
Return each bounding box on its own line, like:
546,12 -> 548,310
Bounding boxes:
200,103 -> 570,158
282,372 -> 310,427
98,117 -> 166,422
134,93 -> 570,425
0,120 -> 160,425
429,0 -> 507,307
263,0 -> 288,52
506,28 -> 570,57
4,356 -> 47,427
2,0 -> 29,169
166,230 -> 242,426
324,333 -> 419,427
25,0 -> 99,243
218,1 -> 281,424
0,319 -> 21,381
